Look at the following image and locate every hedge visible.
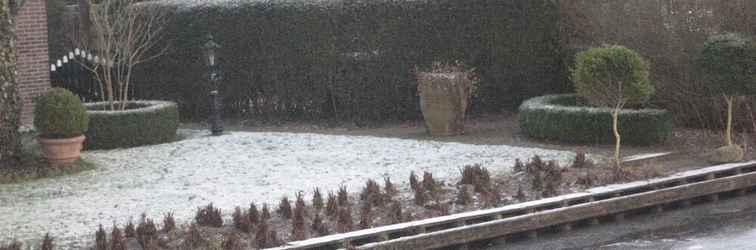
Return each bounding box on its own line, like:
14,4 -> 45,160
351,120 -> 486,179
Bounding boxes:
518,94 -> 672,145
131,0 -> 567,123
84,101 -> 179,150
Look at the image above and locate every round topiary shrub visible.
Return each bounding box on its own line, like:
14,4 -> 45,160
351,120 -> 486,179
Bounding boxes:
698,33 -> 756,155
519,94 -> 672,146
84,101 -> 179,150
570,45 -> 654,166
34,88 -> 89,138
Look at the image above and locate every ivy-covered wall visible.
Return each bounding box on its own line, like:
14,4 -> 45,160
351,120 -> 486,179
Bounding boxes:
1,0 -> 20,163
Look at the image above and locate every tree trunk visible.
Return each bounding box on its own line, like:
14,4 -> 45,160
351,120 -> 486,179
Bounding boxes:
725,95 -> 734,146
0,0 -> 20,165
612,107 -> 621,169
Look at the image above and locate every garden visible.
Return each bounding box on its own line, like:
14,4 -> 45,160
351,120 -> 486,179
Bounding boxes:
1,0 -> 755,249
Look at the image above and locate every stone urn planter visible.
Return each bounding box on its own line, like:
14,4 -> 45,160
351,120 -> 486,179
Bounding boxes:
33,88 -> 89,167
416,67 -> 474,136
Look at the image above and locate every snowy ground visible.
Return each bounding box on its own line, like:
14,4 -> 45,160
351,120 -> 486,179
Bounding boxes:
0,130 -> 574,248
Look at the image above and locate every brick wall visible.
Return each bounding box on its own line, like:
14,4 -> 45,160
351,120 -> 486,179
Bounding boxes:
15,0 -> 50,126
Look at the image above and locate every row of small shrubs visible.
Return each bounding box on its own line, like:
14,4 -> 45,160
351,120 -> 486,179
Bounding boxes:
84,101 -> 179,150
518,94 -> 673,146
131,0 -> 566,122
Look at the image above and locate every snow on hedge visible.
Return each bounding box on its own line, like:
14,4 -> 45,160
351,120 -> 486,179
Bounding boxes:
84,100 -> 177,116
0,130 -> 574,248
519,94 -> 668,115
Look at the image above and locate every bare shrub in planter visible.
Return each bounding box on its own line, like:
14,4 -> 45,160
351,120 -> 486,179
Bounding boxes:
416,61 -> 477,136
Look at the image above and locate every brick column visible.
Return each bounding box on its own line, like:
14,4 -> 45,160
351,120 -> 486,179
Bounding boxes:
15,0 -> 51,126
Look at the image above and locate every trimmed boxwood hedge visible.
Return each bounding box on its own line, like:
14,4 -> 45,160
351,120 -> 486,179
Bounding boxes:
84,101 -> 179,150
518,94 -> 672,145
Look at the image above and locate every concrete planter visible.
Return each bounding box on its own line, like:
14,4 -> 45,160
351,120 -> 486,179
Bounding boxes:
417,72 -> 473,136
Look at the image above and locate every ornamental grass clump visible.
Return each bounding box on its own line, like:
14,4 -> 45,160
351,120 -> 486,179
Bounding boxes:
136,214 -> 158,249
249,203 -> 260,225
337,207 -> 353,233
384,177 -> 397,196
111,225 -> 125,250
311,213 -> 329,236
459,164 -> 492,193
572,45 -> 653,170
41,233 -> 54,250
360,179 -> 383,207
277,196 -> 292,219
358,201 -> 373,229
698,33 -> 756,162
233,207 -> 251,233
163,212 -> 176,232
124,220 -> 136,237
338,186 -> 349,206
183,223 -> 205,249
326,192 -> 338,217
196,203 -> 223,227
312,188 -> 324,212
222,234 -> 241,250
409,171 -> 419,190
95,225 -> 108,250
261,204 -> 271,221
0,241 -> 21,250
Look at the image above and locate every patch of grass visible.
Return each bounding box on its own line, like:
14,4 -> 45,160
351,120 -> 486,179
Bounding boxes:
0,151 -> 95,184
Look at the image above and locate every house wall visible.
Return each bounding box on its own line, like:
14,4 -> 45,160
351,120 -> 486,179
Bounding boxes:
15,0 -> 50,126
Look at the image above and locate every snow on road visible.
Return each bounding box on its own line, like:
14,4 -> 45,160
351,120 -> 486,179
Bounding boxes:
0,130 -> 574,248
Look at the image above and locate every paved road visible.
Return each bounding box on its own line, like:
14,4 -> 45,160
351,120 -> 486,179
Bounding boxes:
479,190 -> 756,250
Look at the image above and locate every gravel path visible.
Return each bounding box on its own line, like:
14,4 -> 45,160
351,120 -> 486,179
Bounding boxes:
0,130 -> 574,248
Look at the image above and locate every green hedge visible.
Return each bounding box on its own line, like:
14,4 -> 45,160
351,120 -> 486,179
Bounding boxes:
84,101 -> 179,150
132,0 -> 567,123
518,94 -> 672,145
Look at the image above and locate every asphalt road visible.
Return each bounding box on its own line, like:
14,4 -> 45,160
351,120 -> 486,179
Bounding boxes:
478,189 -> 756,250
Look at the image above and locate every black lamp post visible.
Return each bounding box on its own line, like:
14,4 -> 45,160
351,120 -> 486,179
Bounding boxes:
203,35 -> 223,136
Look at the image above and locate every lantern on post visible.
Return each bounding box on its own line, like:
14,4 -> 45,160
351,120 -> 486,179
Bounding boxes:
203,35 -> 223,136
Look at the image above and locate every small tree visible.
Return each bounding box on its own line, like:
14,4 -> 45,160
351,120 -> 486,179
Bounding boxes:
79,0 -> 171,110
572,45 -> 653,168
699,33 -> 756,148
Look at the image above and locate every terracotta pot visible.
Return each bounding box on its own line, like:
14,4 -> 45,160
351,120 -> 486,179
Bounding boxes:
38,135 -> 86,167
417,72 -> 472,136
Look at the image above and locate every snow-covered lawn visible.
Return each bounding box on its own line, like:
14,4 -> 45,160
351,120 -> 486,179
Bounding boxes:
0,130 -> 575,248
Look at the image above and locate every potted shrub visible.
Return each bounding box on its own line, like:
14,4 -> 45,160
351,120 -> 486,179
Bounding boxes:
571,45 -> 654,171
415,61 -> 477,136
34,88 -> 89,167
698,33 -> 756,163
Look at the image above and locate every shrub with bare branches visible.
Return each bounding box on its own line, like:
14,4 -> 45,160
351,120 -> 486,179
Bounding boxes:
196,203 -> 223,227
277,196 -> 292,219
